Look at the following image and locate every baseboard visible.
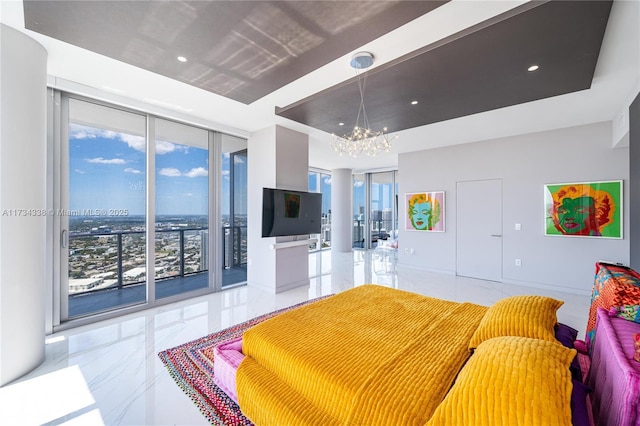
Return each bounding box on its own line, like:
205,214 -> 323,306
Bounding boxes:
396,262 -> 455,275
396,263 -> 592,296
246,279 -> 310,294
500,278 -> 591,296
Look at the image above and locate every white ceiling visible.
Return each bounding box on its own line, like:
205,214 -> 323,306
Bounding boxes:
1,0 -> 639,172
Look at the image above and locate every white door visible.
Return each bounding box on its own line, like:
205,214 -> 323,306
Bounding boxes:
456,179 -> 503,281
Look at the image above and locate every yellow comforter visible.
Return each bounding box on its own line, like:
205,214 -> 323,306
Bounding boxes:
236,285 -> 488,425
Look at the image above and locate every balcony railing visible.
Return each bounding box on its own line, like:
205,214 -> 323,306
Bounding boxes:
68,225 -> 247,296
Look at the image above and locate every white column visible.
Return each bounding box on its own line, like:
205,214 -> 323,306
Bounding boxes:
331,168 -> 353,252
247,125 -> 310,293
0,25 -> 48,385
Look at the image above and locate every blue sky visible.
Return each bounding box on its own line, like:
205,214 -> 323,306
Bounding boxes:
69,124 -> 211,216
69,123 -> 377,219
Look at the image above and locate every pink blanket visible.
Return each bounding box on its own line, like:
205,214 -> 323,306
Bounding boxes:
213,336 -> 244,404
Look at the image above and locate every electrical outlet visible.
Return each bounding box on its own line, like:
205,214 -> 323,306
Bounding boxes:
515,259 -> 522,267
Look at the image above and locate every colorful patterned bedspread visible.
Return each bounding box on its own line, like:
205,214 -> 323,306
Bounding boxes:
587,262 -> 640,344
236,285 -> 488,425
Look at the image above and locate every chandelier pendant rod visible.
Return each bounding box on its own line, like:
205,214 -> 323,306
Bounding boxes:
330,51 -> 397,157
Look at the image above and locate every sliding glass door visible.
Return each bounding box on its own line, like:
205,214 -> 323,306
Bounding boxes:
308,170 -> 332,251
353,173 -> 366,248
65,98 -> 147,319
221,135 -> 248,287
352,171 -> 398,249
58,94 -> 248,325
370,172 -> 394,248
154,118 -> 210,298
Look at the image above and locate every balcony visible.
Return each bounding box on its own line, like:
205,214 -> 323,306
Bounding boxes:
68,226 -> 246,318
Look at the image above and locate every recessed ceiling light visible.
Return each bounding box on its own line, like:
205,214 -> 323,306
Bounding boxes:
411,100 -> 418,105
177,56 -> 188,63
528,65 -> 539,72
339,122 -> 344,126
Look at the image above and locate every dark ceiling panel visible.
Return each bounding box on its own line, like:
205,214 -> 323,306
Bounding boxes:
23,0 -> 446,104
276,0 -> 612,135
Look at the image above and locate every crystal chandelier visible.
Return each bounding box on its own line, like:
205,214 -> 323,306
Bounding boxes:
331,52 -> 397,157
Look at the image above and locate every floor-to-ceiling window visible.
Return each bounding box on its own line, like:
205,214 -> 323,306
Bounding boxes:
154,118 -> 210,298
221,136 -> 247,287
395,173 -> 399,238
56,93 -> 247,326
370,171 -> 394,248
65,98 -> 148,319
353,173 -> 366,248
352,171 -> 398,250
308,169 -> 331,251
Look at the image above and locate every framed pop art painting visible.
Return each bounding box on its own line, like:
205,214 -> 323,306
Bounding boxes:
405,191 -> 445,232
544,180 -> 622,238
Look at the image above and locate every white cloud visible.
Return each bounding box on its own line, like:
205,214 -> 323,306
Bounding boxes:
121,134 -> 145,152
184,167 -> 208,178
124,168 -> 142,174
70,129 -> 97,140
156,140 -> 177,155
74,169 -> 86,174
69,124 -> 198,157
87,157 -> 126,164
159,167 -> 181,177
323,176 -> 332,185
185,193 -> 193,197
234,156 -> 246,164
69,124 -> 146,152
354,181 -> 364,188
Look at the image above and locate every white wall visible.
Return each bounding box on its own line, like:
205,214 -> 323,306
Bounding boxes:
0,25 -> 47,385
247,127 -> 277,292
247,125 -> 310,293
399,121 -> 629,294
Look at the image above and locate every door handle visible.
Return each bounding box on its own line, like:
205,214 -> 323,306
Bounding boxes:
490,234 -> 502,237
61,229 -> 68,248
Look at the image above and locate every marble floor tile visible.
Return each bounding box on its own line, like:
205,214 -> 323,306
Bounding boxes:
0,250 -> 592,425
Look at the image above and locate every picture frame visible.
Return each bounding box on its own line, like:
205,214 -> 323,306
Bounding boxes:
543,180 -> 622,239
405,191 -> 445,232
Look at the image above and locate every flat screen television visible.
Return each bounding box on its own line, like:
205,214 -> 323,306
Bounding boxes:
262,187 -> 322,237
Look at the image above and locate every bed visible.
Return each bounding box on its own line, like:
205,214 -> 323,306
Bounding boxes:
224,285 -> 580,425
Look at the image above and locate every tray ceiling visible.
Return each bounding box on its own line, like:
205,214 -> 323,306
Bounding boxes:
22,1 -> 612,138
23,0 -> 445,104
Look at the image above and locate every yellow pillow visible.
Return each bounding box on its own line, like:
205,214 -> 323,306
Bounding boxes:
468,295 -> 563,349
427,336 -> 575,426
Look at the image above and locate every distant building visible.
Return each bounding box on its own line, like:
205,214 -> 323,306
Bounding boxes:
123,267 -> 146,280
69,277 -> 104,293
